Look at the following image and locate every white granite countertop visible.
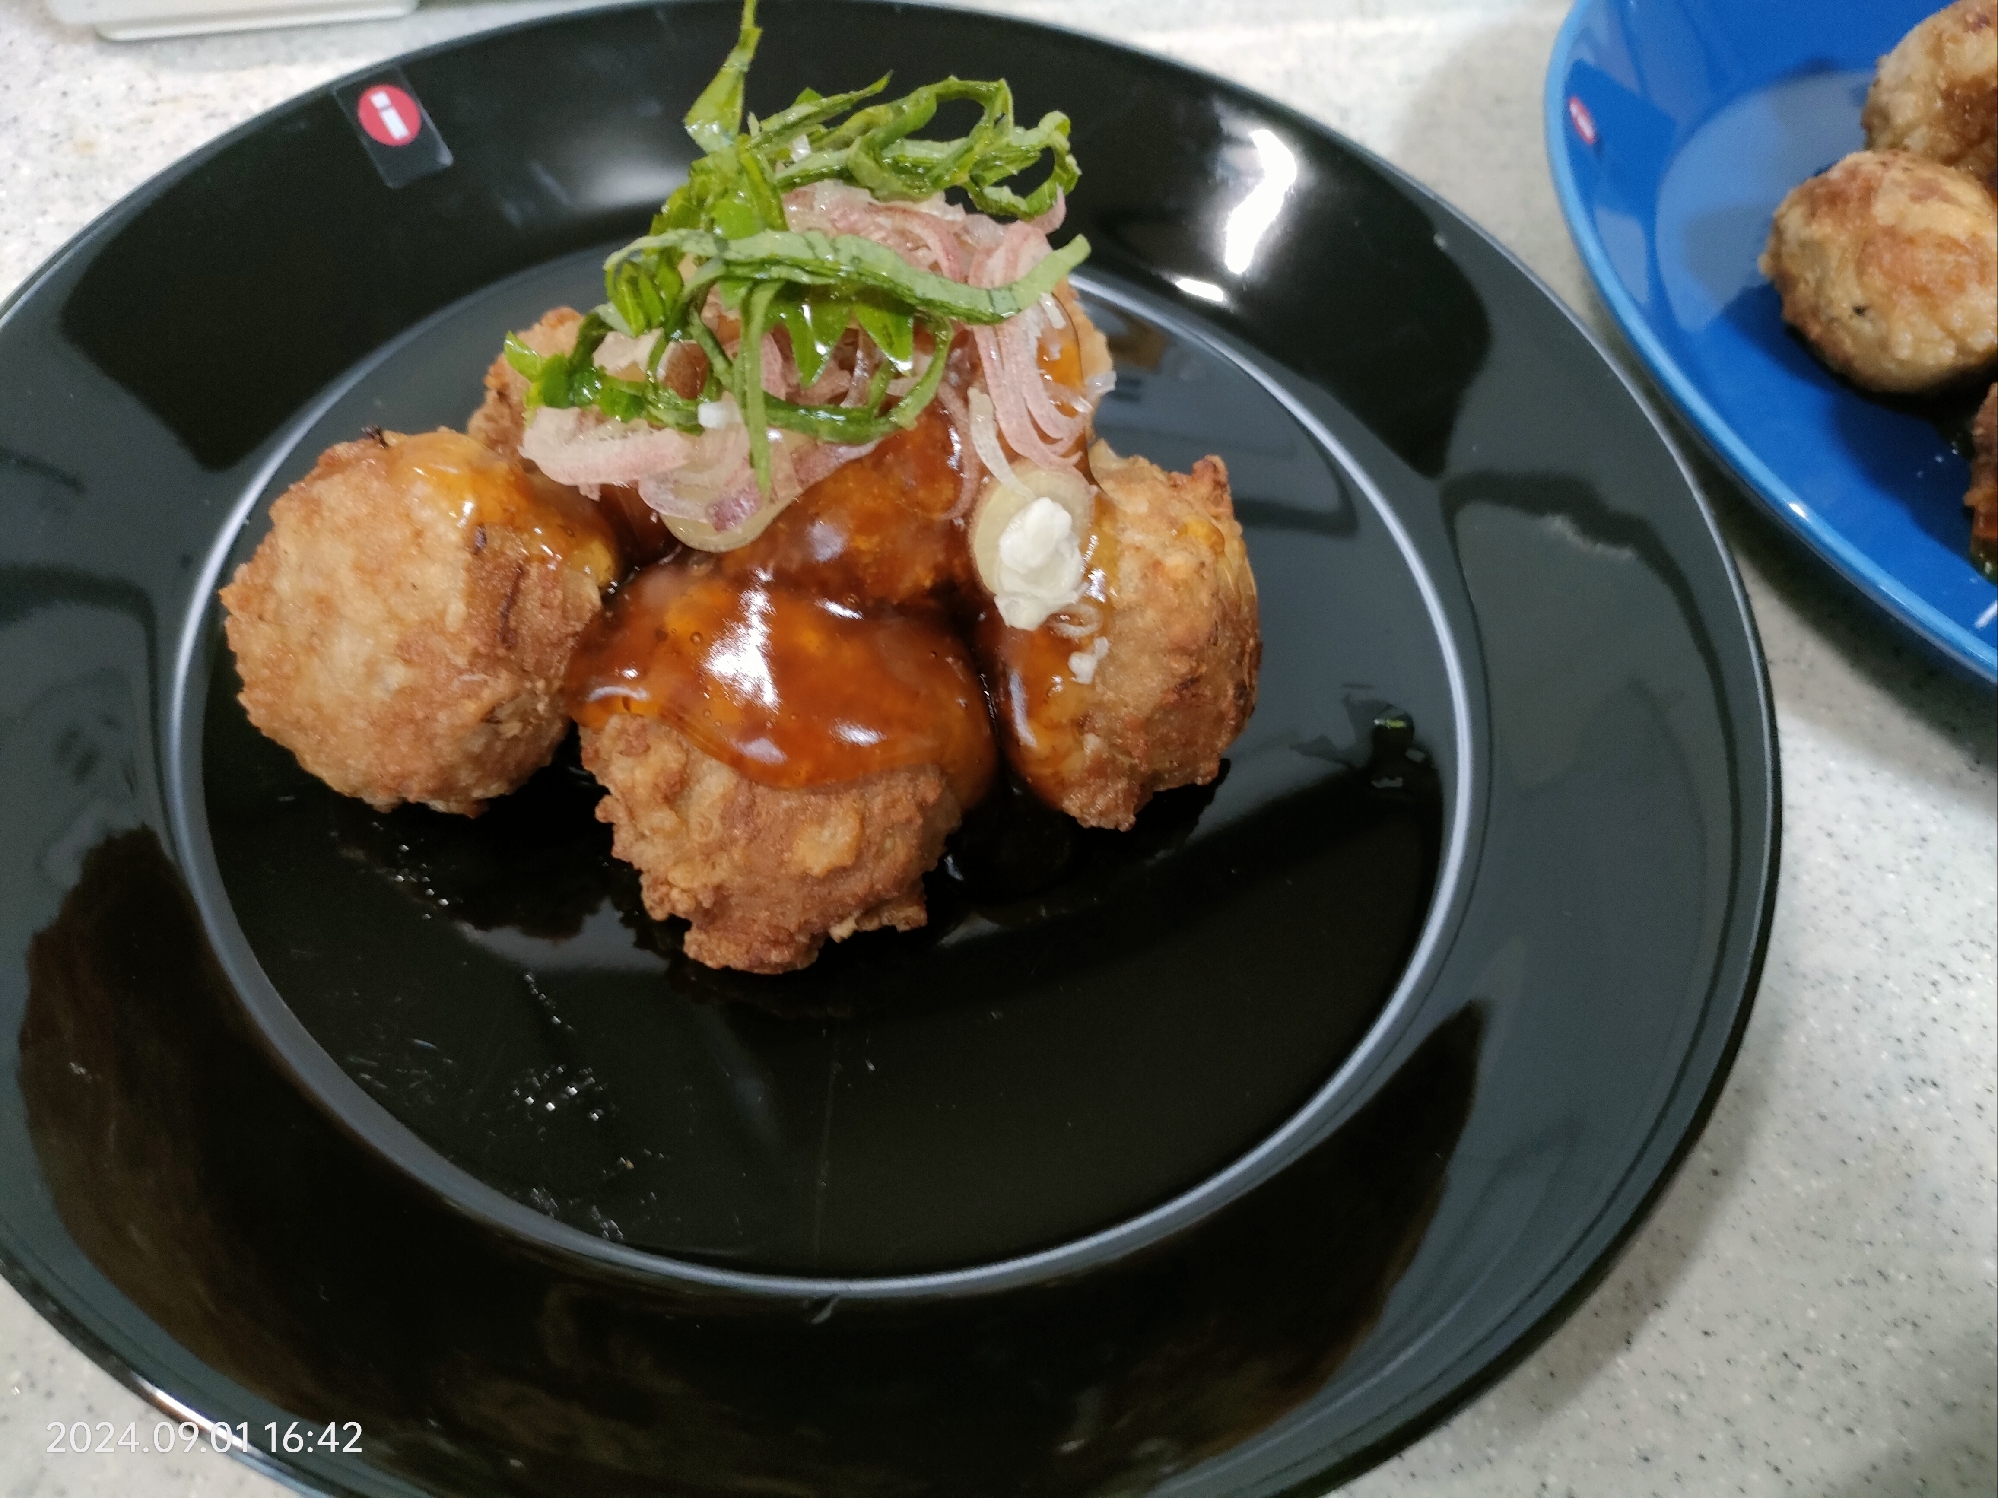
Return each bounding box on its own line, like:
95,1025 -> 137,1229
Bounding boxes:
2,1 -> 1994,1493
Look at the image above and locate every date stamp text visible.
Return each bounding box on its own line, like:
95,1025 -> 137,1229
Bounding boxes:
48,1419 -> 363,1457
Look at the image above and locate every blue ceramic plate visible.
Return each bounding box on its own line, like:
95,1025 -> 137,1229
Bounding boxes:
1547,0 -> 1998,681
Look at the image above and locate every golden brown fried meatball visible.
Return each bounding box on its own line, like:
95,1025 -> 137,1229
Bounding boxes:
1970,383 -> 1998,572
220,429 -> 618,816
469,306 -> 672,563
1760,150 -> 1998,393
467,306 -> 582,459
1864,0 -> 1998,190
568,557 -> 995,973
979,443 -> 1260,831
581,714 -> 962,973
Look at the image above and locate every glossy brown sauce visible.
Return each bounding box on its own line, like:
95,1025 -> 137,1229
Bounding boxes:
1037,319 -> 1085,409
567,565 -> 995,807
563,335 -> 1117,805
978,319 -> 1112,795
595,483 -> 674,566
977,505 -> 1116,798
387,429 -> 620,586
720,406 -> 969,607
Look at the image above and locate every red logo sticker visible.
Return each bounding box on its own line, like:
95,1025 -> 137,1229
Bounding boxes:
1567,95 -> 1598,147
356,85 -> 422,148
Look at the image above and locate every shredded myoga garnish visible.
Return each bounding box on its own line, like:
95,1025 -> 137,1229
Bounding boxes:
504,0 -> 1113,549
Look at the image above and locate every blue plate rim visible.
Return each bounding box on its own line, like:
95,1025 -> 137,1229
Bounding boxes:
1542,0 -> 1997,685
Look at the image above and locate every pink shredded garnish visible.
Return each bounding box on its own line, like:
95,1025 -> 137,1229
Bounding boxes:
636,421 -> 750,519
965,220 -> 1076,468
706,480 -> 762,534
843,336 -> 878,408
971,323 -> 1072,469
522,408 -> 705,488
1026,187 -> 1067,236
883,204 -> 965,279
801,350 -> 854,405
784,183 -> 966,277
1001,309 -> 1087,449
524,185 -> 1105,549
759,332 -> 789,399
934,342 -> 984,518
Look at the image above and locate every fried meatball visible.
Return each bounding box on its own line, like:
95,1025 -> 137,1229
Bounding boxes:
567,556 -> 995,973
467,306 -> 582,459
582,714 -> 962,973
220,429 -> 619,816
979,442 -> 1260,831
1760,150 -> 1998,393
469,306 -> 672,563
1970,383 -> 1998,572
1864,0 -> 1998,190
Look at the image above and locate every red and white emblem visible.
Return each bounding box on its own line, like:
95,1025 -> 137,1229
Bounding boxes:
355,85 -> 421,148
1566,94 -> 1598,147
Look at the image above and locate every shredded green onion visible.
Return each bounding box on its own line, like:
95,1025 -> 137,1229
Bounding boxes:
509,0 -> 1091,494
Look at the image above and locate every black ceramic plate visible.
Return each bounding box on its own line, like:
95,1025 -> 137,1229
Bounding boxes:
0,3 -> 1777,1493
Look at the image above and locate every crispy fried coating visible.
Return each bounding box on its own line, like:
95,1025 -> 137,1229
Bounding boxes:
983,443 -> 1260,831
582,714 -> 961,973
1864,0 -> 1998,190
220,429 -> 617,816
1760,150 -> 1998,393
467,306 -> 582,459
1075,444 -> 1260,826
1971,383 -> 1998,572
469,306 -> 672,564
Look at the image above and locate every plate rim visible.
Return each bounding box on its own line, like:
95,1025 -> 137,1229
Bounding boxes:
0,2 -> 1783,1492
1543,0 -> 1998,685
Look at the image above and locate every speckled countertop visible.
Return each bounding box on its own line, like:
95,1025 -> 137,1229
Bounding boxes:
1,1 -> 1994,1493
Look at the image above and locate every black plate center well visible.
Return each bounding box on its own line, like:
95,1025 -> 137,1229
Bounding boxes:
195,259 -> 1453,1277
